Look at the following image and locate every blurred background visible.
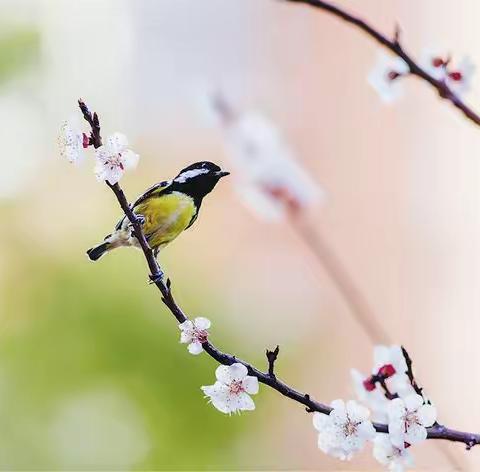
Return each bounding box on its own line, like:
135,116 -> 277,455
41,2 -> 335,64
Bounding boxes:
1,0 -> 480,469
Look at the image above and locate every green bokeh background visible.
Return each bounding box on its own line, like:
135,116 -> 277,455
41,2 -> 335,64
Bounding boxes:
1,228 -> 263,469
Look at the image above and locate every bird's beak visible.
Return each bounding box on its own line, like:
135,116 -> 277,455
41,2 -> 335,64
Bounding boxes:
216,170 -> 230,178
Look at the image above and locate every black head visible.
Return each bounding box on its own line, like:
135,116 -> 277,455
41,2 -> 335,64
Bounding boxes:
170,161 -> 229,204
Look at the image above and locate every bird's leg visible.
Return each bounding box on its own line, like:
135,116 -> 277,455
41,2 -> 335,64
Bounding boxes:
133,212 -> 145,226
128,212 -> 145,240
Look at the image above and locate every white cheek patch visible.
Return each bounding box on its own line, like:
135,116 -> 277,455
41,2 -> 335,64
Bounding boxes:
174,168 -> 209,183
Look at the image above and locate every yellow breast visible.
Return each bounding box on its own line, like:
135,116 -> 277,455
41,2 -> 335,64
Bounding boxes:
134,191 -> 196,249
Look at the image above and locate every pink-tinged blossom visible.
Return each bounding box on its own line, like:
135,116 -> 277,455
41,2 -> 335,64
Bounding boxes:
94,132 -> 139,185
421,49 -> 449,81
372,345 -> 414,399
201,363 -> 259,414
208,94 -> 324,220
368,53 -> 410,104
446,57 -> 475,96
421,50 -> 475,96
59,120 -> 88,164
373,434 -> 414,472
388,394 -> 437,449
179,317 -> 210,355
352,346 -> 414,419
351,368 -> 389,423
312,399 -> 375,461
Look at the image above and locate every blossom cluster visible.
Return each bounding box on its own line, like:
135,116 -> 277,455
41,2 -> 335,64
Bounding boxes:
311,345 -> 436,471
59,117 -> 139,185
179,313 -> 433,471
369,50 -> 474,104
184,329 -> 436,470
178,317 -> 260,414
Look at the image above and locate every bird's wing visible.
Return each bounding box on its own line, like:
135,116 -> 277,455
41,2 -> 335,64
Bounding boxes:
115,180 -> 172,230
132,180 -> 172,208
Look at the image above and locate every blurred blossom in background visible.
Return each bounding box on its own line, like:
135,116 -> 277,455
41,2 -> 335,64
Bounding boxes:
1,0 -> 480,470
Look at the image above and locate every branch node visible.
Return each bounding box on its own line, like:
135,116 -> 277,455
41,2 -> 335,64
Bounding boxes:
266,345 -> 280,377
304,394 -> 315,413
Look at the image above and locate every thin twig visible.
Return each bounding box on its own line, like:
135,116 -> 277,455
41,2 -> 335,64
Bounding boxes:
79,100 -> 480,450
283,0 -> 480,127
266,345 -> 280,378
402,345 -> 424,397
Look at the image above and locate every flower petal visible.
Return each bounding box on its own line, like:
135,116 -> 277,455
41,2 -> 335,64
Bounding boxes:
179,320 -> 194,332
242,375 -> 259,395
330,400 -> 347,426
417,403 -> 437,427
346,400 -> 370,423
94,160 -> 123,185
194,317 -> 211,330
180,331 -> 192,344
216,363 -> 248,385
209,392 -> 232,414
121,149 -> 139,170
106,132 -> 128,153
187,341 -> 203,355
201,383 -> 231,414
357,420 -> 376,440
405,423 -> 427,445
404,393 -> 424,413
313,412 -> 330,432
237,392 -> 255,411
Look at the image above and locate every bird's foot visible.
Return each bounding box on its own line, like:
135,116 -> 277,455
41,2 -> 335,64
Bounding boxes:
133,213 -> 145,226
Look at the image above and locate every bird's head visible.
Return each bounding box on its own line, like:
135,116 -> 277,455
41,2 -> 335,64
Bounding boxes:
172,161 -> 229,200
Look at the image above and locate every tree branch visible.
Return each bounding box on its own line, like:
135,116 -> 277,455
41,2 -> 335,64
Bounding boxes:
283,0 -> 480,127
79,100 -> 480,450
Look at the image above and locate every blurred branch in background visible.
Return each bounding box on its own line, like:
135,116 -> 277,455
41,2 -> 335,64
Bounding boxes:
295,215 -> 389,343
77,100 -> 480,458
209,92 -> 388,345
284,0 -> 480,127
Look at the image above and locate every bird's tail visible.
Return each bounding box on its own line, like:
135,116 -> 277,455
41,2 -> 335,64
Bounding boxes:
86,242 -> 111,261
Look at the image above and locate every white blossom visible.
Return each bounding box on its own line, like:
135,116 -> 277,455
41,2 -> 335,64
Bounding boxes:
388,394 -> 437,448
94,132 -> 139,185
351,345 -> 414,419
312,399 -> 375,461
59,120 -> 87,164
201,363 -> 259,414
420,49 -> 448,80
178,317 -> 210,355
373,434 -> 414,472
373,345 -> 414,398
208,94 -> 324,220
351,368 -> 389,422
368,52 -> 410,104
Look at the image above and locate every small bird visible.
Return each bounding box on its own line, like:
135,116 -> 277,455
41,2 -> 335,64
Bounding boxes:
86,161 -> 229,261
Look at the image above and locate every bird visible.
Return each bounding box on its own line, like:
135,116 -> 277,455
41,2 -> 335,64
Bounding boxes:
86,161 -> 229,261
